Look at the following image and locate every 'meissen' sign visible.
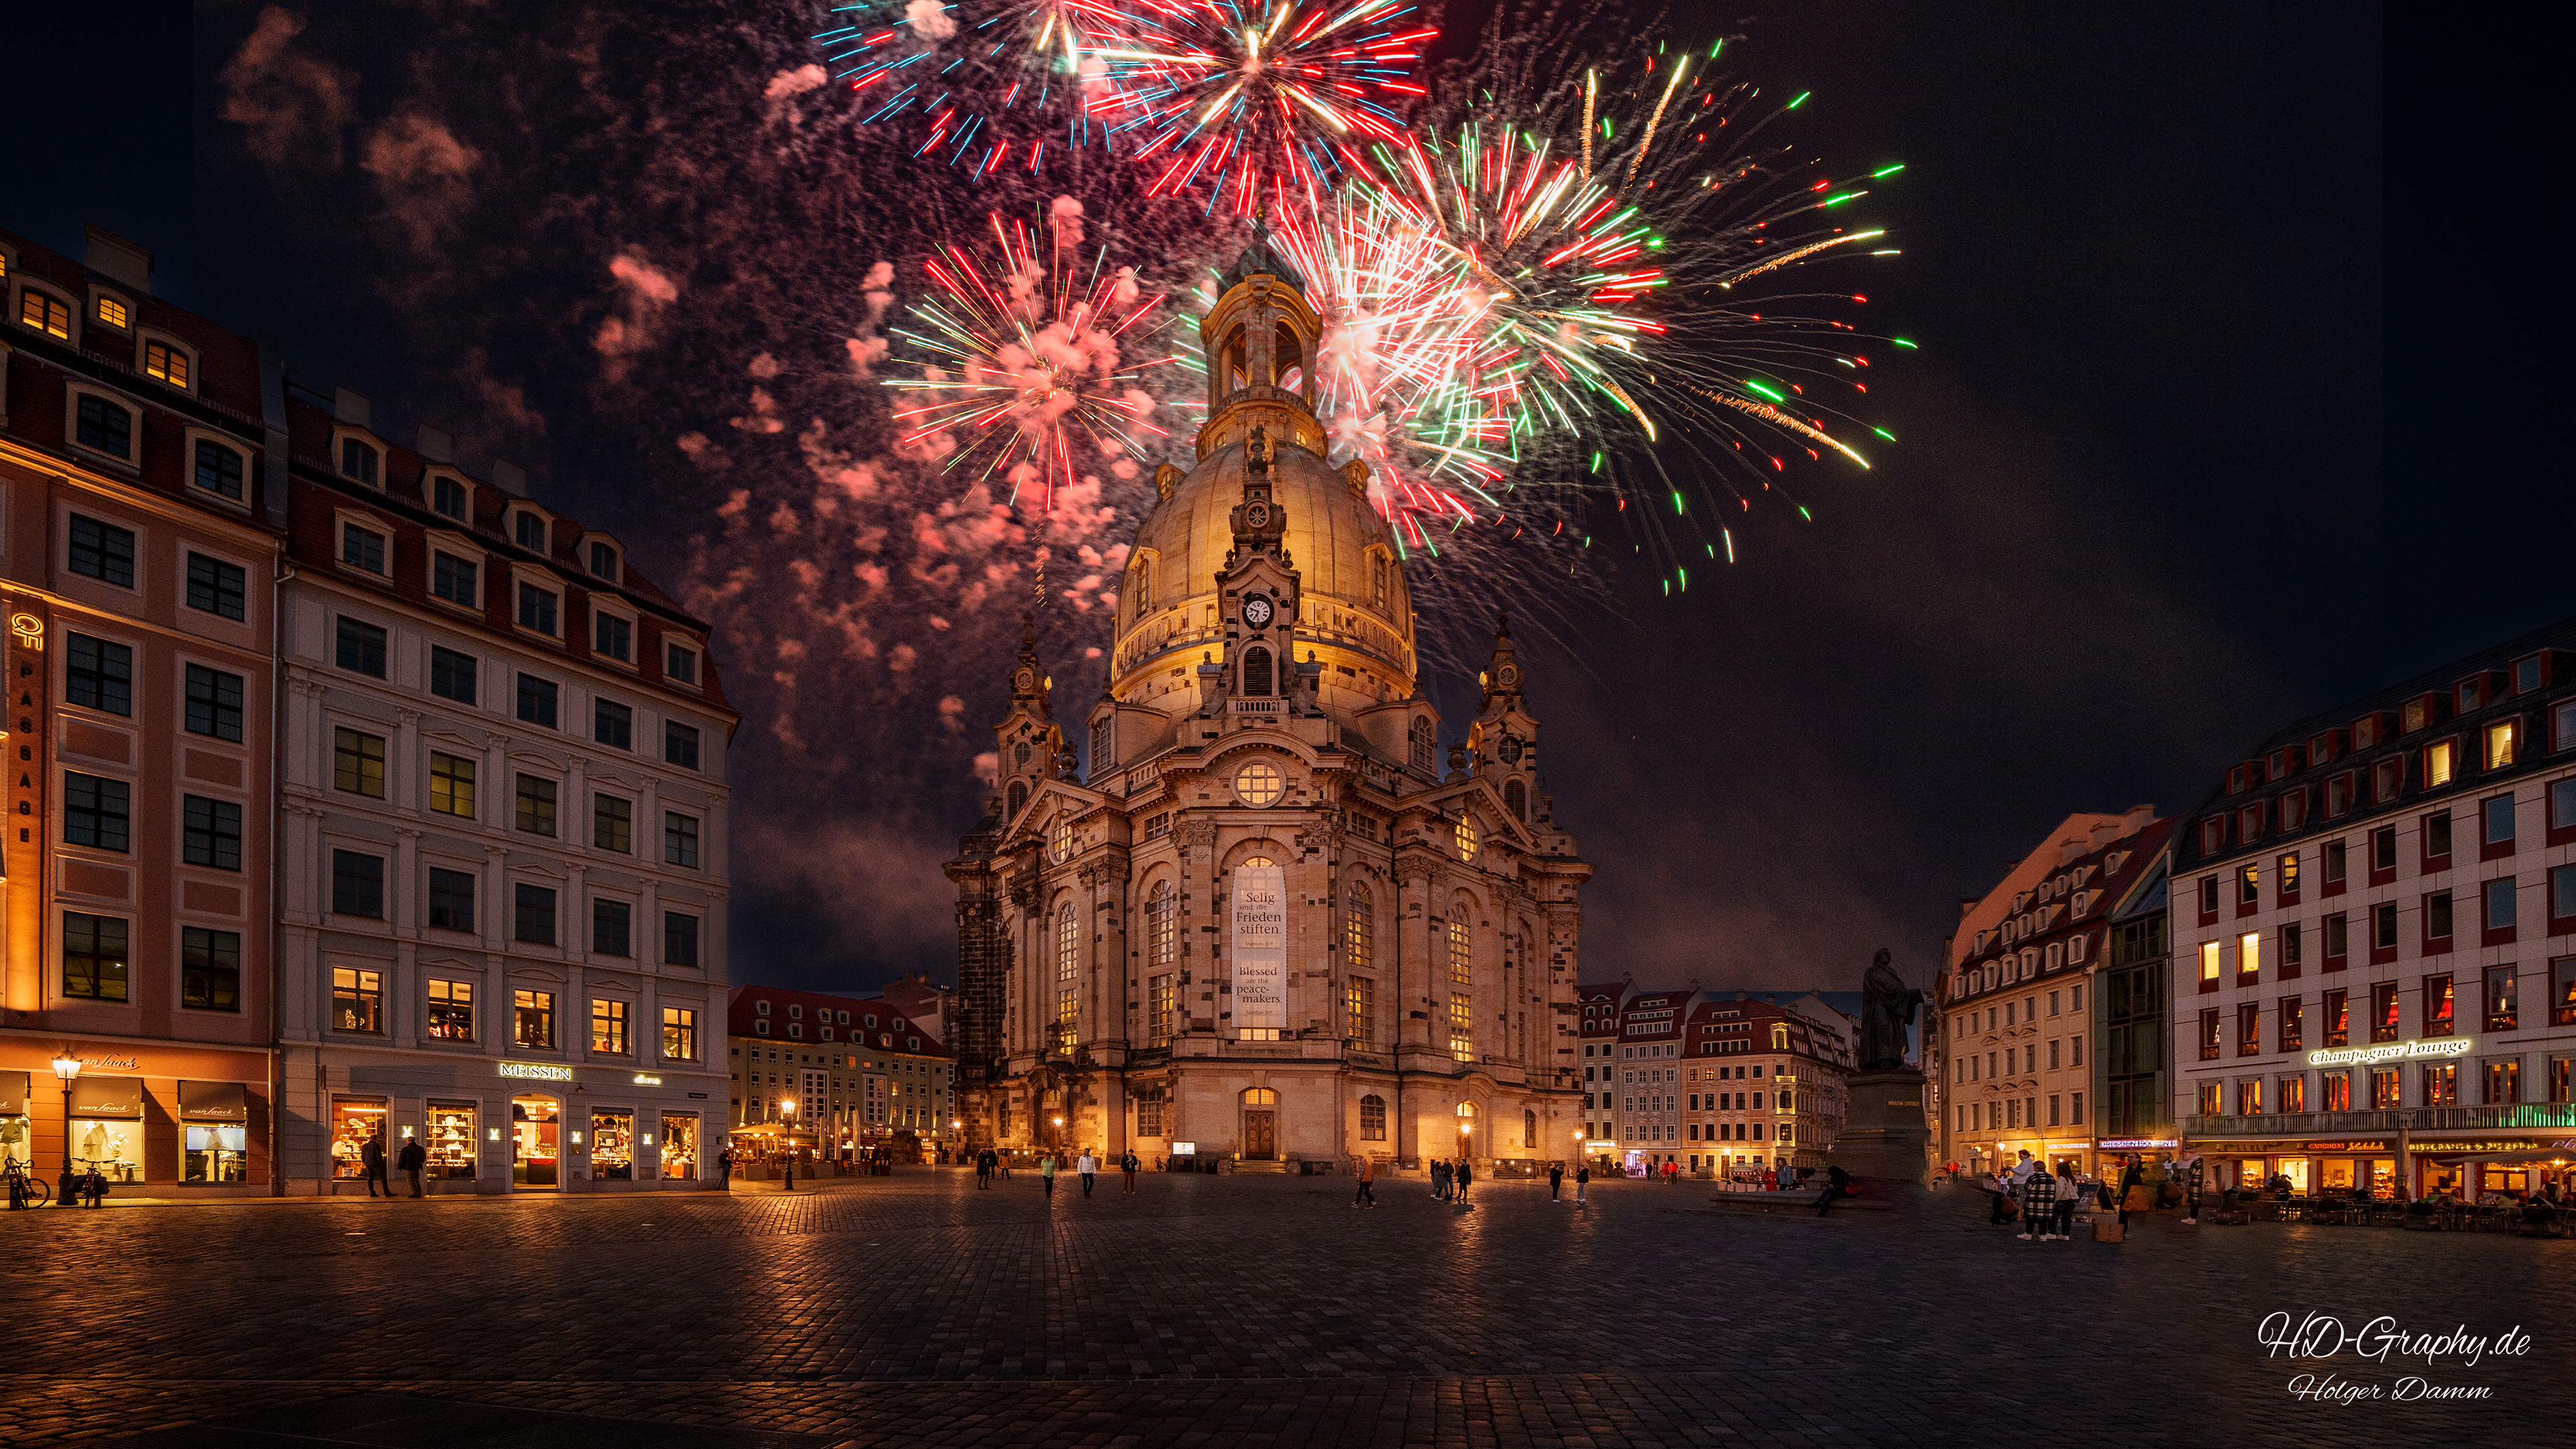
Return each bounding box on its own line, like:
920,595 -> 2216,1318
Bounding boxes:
1231,865 -> 1287,1032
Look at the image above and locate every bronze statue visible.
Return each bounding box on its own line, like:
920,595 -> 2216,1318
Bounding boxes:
1860,948 -> 1921,1071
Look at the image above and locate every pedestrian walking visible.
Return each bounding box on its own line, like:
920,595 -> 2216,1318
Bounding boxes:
976,1148 -> 996,1189
2054,1163 -> 2081,1240
1039,1154 -> 1057,1198
1454,1159 -> 1474,1203
1548,1163 -> 1564,1201
1574,1163 -> 1591,1207
1431,1158 -> 1449,1199
718,1147 -> 733,1188
1354,1155 -> 1377,1208
360,1134 -> 389,1199
1814,1163 -> 1854,1217
1120,1150 -> 1139,1194
397,1136 -> 426,1199
1000,1156 -> 1014,1181
1077,1150 -> 1099,1197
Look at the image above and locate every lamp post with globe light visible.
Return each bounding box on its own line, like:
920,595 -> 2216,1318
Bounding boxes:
52,1055 -> 82,1207
780,1098 -> 798,1191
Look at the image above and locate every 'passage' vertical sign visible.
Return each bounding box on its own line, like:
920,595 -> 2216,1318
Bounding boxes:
1231,865 -> 1287,1032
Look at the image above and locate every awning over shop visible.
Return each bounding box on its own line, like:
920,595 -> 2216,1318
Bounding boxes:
70,1076 -> 144,1118
0,1071 -> 30,1116
2418,1149 -> 2576,1165
179,1080 -> 248,1122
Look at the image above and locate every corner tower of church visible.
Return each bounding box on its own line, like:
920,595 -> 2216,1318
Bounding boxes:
947,236 -> 1595,1175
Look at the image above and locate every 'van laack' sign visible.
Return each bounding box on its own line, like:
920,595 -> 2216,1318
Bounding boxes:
1231,865 -> 1287,1031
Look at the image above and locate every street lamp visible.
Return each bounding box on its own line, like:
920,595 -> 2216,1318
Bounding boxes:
780,1099 -> 798,1192
51,1055 -> 80,1208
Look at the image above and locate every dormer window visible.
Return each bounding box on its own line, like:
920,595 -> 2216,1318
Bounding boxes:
665,641 -> 700,686
339,437 -> 380,485
2267,749 -> 2292,778
514,511 -> 547,551
431,475 -> 468,521
193,439 -> 246,500
2402,698 -> 2430,733
755,1000 -> 770,1016
341,521 -> 388,575
594,612 -> 633,663
2457,679 -> 2482,712
143,339 -> 190,388
2309,731 -> 2339,763
74,394 -> 133,460
95,294 -> 130,330
588,542 -> 619,582
2353,716 -> 2379,749
19,288 -> 70,339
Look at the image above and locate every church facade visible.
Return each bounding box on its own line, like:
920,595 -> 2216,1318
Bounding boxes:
945,241 -> 1593,1169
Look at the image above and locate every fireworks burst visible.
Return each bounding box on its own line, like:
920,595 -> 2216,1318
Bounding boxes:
885,206 -> 1177,513
1087,0 -> 1435,212
820,0 -> 1126,177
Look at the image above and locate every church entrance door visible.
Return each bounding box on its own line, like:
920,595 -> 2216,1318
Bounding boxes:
1243,1110 -> 1277,1161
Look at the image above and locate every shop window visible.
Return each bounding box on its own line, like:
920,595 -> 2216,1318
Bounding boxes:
181,927 -> 242,1011
331,1099 -> 387,1179
515,989 -> 556,1049
660,1114 -> 699,1179
592,1109 -> 635,1181
513,1097 -> 560,1187
426,1102 -> 479,1179
62,912 -> 129,1001
427,977 -> 476,1040
182,1117 -> 248,1183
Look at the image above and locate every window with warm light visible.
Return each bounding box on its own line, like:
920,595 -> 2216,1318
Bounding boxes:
1054,904 -> 1079,1049
427,979 -> 475,1040
1049,816 -> 1074,862
144,339 -> 189,388
1234,759 -> 1283,806
515,989 -> 555,1049
2486,721 -> 2516,769
21,289 -> 70,337
96,295 -> 129,329
2426,739 -> 2455,788
2200,940 -> 2221,988
1450,993 -> 1473,1061
2238,931 -> 2260,983
1456,817 -> 1479,861
1448,910 -> 1472,985
592,998 -> 630,1054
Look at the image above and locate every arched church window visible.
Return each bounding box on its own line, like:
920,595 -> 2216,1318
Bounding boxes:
1360,1093 -> 1386,1141
1505,778 -> 1527,820
1454,818 -> 1479,862
1007,781 -> 1027,818
1524,1110 -> 1536,1148
1055,904 -> 1080,1049
1242,646 -> 1273,696
1223,327 -> 1249,392
1371,553 -> 1388,612
1274,321 -> 1304,392
1344,881 -> 1372,973
1448,908 -> 1472,985
1089,716 -> 1114,776
1408,716 -> 1433,773
1049,816 -> 1075,863
1129,557 -> 1152,615
1148,881 -> 1177,968
1242,1087 -> 1278,1106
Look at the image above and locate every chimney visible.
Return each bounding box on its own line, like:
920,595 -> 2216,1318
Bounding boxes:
416,424 -> 454,464
492,460 -> 527,496
333,387 -> 373,429
2124,803 -> 2156,832
84,225 -> 153,294
1958,896 -> 1980,918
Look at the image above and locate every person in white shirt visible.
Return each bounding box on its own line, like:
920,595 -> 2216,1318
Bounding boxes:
1076,1151 -> 1099,1197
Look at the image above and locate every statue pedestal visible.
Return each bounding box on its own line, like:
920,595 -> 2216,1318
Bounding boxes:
1828,1069 -> 1931,1198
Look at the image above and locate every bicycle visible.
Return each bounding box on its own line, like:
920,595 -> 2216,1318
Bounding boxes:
3,1157 -> 50,1209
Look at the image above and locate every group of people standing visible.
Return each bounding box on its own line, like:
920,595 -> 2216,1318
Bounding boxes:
1982,1150 -> 2086,1240
1428,1157 -> 1475,1202
977,1148 -> 1141,1197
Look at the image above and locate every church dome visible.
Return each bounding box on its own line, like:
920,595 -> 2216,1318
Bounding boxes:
1107,241 -> 1419,702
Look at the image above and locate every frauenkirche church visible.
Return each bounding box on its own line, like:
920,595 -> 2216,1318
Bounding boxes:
947,237 -> 1594,1169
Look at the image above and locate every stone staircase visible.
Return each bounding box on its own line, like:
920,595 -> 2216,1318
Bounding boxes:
1233,1159 -> 1290,1175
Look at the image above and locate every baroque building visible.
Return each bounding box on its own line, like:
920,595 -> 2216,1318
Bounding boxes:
947,239 -> 1592,1169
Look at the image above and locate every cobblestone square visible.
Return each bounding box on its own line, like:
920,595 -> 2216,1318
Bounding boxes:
7,1171 -> 2561,1447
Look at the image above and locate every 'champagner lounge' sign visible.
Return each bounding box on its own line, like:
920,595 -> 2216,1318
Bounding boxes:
2305,1036 -> 2474,1070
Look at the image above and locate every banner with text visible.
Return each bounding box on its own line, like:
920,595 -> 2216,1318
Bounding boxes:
1231,865 -> 1288,1031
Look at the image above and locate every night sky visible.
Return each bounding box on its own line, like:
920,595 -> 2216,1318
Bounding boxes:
9,5 -> 2539,998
